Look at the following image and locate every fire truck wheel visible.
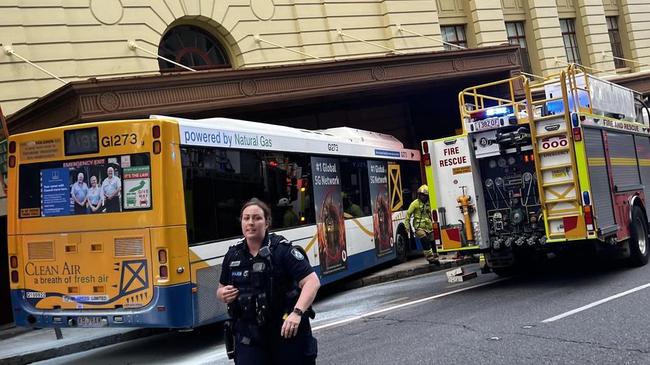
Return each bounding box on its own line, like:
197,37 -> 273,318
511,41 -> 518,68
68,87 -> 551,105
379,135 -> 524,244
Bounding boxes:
628,205 -> 649,267
395,231 -> 408,263
492,266 -> 516,277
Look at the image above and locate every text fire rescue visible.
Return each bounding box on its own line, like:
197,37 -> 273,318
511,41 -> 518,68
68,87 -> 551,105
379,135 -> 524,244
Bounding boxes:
439,146 -> 467,167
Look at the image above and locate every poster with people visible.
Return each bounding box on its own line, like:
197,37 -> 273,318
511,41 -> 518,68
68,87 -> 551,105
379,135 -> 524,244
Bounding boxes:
64,159 -> 118,215
100,160 -> 122,213
311,156 -> 347,275
368,160 -> 393,256
19,153 -> 152,218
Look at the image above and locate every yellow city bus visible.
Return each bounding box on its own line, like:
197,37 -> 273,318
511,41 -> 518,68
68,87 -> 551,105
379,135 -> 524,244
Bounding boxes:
8,116 -> 421,328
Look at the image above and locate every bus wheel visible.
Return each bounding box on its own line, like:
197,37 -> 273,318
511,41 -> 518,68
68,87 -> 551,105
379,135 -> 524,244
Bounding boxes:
395,231 -> 408,263
628,205 -> 649,267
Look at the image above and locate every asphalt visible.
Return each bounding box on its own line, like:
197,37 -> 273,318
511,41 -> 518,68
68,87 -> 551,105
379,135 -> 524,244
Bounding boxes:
0,253 -> 478,365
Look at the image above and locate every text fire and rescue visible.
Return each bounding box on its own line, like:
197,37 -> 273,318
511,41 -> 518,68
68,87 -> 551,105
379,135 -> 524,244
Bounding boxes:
439,146 -> 467,167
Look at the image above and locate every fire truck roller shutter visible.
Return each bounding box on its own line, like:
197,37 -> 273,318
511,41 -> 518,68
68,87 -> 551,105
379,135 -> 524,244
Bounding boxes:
635,134 -> 650,224
583,127 -> 615,229
607,131 -> 641,188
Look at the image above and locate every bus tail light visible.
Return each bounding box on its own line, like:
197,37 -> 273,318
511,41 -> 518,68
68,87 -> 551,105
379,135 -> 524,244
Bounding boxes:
10,255 -> 17,268
10,270 -> 18,283
431,210 -> 441,244
422,154 -> 431,167
584,205 -> 594,231
153,141 -> 161,154
9,155 -> 15,168
9,141 -> 15,153
159,265 -> 169,280
158,249 -> 167,264
421,142 -> 431,166
152,125 -> 161,139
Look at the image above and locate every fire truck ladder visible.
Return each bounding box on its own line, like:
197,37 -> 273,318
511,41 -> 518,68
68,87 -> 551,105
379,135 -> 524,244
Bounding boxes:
525,71 -> 585,241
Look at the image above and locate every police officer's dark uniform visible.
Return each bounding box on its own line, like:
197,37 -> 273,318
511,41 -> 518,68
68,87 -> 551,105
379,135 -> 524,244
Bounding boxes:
220,232 -> 318,364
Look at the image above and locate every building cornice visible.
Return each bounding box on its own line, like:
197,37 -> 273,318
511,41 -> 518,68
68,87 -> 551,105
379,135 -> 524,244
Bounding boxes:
8,45 -> 523,133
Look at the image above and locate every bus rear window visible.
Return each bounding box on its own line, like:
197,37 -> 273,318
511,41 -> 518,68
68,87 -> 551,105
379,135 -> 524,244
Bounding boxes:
19,153 -> 152,218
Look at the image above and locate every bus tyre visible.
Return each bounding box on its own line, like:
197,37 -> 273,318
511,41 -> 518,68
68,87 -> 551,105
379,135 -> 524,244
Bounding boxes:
395,231 -> 408,263
628,205 -> 649,267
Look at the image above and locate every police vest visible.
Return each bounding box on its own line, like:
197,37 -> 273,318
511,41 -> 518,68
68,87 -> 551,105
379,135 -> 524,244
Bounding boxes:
227,234 -> 299,323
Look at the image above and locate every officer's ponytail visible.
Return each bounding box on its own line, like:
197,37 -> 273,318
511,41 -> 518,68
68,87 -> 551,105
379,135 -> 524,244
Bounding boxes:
240,198 -> 272,228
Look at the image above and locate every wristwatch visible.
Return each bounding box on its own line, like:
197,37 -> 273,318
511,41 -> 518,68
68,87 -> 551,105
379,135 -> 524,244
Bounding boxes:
292,307 -> 304,316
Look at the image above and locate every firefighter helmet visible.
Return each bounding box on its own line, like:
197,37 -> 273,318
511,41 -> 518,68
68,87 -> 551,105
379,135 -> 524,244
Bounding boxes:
417,185 -> 428,195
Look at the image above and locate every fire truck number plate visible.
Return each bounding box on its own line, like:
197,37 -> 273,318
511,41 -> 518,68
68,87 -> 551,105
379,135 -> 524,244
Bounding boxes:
470,117 -> 501,132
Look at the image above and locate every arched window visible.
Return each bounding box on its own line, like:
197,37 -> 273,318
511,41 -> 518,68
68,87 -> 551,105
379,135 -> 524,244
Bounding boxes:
158,25 -> 230,72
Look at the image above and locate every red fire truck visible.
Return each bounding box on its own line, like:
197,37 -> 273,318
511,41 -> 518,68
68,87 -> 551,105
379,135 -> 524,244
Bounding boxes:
423,65 -> 650,274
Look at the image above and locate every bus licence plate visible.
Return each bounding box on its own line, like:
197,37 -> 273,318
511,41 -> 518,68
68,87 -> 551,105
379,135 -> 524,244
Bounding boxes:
471,117 -> 502,131
77,316 -> 106,328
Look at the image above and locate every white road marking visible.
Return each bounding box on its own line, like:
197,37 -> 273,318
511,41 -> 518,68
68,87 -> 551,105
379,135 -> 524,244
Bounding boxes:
312,278 -> 507,331
542,282 -> 650,323
382,296 -> 410,305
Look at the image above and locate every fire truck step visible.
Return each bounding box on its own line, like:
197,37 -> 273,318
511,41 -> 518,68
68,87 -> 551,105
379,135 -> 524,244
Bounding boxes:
546,214 -> 580,220
535,130 -> 569,139
545,197 -> 578,204
534,114 -> 566,122
539,163 -> 573,171
542,180 -> 575,188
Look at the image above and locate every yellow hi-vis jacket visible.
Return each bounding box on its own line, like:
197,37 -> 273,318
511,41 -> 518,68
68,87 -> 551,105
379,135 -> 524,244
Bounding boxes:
404,198 -> 432,233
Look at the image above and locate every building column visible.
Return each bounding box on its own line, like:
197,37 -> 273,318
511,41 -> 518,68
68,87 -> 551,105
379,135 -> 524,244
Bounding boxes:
575,0 -> 616,76
525,0 -> 565,76
467,0 -> 507,47
619,0 -> 650,73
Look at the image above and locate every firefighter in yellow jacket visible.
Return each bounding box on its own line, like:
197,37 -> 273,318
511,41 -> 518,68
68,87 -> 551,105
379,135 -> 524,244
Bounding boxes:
405,185 -> 439,264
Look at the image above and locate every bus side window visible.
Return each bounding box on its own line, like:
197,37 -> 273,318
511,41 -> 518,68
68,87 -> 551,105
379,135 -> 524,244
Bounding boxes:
263,152 -> 315,229
399,160 -> 421,208
182,147 -> 266,244
340,158 -> 369,218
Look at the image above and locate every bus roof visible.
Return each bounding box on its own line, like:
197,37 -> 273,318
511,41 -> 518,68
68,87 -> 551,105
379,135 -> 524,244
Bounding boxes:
152,115 -> 420,161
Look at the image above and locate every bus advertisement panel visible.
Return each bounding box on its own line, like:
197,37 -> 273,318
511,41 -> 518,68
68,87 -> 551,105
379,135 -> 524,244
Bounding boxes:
368,161 -> 393,256
311,156 -> 347,275
19,154 -> 151,218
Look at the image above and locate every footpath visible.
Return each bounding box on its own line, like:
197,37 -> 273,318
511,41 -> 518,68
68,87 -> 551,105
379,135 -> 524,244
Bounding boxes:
0,253 -> 477,365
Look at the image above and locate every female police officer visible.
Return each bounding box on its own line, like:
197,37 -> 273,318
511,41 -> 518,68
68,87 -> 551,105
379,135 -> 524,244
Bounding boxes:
217,198 -> 320,364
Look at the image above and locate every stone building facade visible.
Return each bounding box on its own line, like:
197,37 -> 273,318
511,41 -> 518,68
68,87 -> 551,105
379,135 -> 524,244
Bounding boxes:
1,0 -> 649,116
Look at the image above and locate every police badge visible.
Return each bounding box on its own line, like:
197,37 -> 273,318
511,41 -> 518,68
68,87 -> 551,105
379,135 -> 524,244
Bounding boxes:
291,247 -> 305,260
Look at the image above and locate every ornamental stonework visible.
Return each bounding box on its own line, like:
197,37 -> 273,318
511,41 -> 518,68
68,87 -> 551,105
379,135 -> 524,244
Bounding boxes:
99,92 -> 121,112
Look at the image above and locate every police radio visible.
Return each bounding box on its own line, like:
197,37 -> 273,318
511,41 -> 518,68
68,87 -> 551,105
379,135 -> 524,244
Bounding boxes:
255,246 -> 273,326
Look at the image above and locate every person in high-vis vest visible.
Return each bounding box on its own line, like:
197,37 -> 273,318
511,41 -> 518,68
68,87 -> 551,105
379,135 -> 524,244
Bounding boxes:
404,185 -> 439,264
